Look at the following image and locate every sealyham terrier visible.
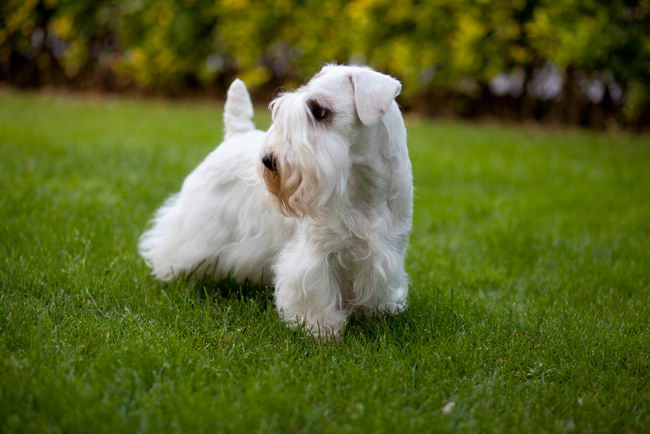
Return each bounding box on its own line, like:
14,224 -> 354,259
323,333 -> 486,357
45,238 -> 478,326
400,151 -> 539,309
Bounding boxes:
139,64 -> 413,338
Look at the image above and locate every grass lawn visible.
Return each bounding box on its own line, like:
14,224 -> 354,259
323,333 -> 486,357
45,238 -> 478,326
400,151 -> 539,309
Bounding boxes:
1,90 -> 648,433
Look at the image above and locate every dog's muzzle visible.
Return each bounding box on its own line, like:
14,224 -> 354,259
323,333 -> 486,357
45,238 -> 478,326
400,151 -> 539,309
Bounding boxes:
262,153 -> 277,172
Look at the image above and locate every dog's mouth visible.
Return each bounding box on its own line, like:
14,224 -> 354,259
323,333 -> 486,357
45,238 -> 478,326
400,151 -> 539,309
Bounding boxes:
260,157 -> 311,218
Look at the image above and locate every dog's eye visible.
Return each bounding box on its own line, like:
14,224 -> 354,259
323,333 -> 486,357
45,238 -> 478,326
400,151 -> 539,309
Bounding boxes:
308,100 -> 331,122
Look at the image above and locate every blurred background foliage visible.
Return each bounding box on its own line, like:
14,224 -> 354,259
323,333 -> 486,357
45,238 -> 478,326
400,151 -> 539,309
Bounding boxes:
1,0 -> 649,128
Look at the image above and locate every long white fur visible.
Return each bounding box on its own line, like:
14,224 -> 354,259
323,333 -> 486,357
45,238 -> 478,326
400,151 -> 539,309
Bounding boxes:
139,65 -> 413,338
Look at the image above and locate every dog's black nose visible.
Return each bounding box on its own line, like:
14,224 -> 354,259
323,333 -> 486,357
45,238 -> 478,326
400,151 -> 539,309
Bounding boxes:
262,153 -> 276,172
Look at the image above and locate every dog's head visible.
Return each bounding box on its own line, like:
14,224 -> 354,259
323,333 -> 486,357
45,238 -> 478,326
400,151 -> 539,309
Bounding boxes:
260,65 -> 402,218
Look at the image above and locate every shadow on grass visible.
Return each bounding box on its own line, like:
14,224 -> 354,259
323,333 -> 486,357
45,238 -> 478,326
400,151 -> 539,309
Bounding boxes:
342,307 -> 449,344
168,275 -> 479,346
188,275 -> 275,308
341,288 -> 504,346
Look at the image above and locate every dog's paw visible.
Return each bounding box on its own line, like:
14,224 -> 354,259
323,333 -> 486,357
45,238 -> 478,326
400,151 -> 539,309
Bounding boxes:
280,309 -> 346,341
384,297 -> 408,315
357,293 -> 408,317
305,322 -> 343,341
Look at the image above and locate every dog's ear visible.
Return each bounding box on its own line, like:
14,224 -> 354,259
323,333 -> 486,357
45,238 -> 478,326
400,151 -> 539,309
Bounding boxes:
351,69 -> 401,126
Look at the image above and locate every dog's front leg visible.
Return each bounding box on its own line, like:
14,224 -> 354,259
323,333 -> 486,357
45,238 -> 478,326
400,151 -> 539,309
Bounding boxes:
273,239 -> 346,339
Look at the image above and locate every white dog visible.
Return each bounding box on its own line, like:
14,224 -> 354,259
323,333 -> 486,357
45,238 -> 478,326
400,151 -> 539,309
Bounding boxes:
139,64 -> 413,338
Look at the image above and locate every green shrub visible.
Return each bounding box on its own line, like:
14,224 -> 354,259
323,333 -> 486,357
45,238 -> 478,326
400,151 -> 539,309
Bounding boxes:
1,0 -> 648,126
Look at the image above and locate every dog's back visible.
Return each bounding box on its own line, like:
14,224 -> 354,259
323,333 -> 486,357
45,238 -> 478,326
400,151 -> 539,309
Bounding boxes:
139,80 -> 295,283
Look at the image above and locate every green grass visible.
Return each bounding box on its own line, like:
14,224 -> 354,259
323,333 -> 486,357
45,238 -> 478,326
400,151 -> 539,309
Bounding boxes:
1,90 -> 649,433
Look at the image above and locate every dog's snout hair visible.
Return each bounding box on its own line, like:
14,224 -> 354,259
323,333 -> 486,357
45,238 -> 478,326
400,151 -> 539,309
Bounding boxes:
260,93 -> 323,218
260,157 -> 306,217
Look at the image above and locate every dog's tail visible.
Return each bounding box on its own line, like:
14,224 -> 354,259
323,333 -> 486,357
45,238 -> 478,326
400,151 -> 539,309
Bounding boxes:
223,79 -> 255,140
